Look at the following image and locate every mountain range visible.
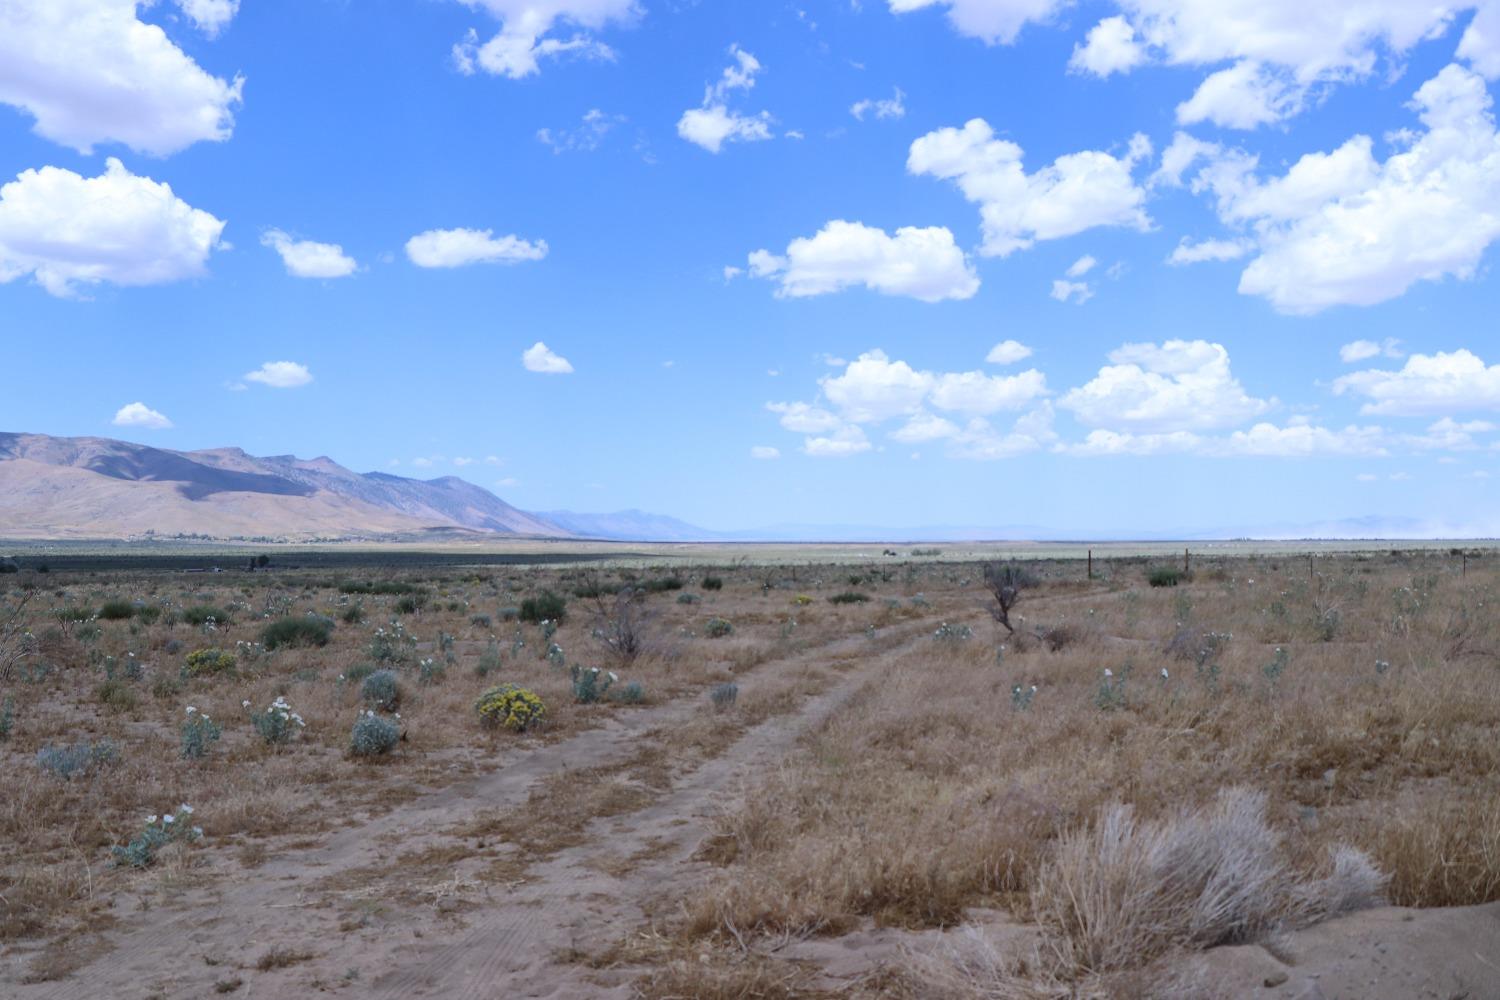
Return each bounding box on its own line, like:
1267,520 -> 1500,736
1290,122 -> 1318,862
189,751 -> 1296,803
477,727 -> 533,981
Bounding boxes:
0,432 -> 561,540
1,432 -> 1492,543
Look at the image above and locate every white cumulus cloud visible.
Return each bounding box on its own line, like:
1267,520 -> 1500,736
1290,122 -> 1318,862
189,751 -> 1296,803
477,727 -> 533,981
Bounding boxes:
1178,64 -> 1500,314
1176,60 -> 1301,130
0,158 -> 225,298
113,402 -> 173,430
748,220 -> 979,302
750,445 -> 781,459
405,228 -> 548,268
175,0 -> 240,36
261,230 -> 357,279
887,0 -> 1067,45
244,361 -> 313,389
908,118 -> 1153,257
0,0 -> 243,156
678,45 -> 774,153
1070,16 -> 1145,77
450,0 -> 637,79
769,348 -> 1050,458
1060,339 -> 1272,433
985,339 -> 1033,365
522,341 -> 574,374
1333,349 -> 1500,416
677,105 -> 773,153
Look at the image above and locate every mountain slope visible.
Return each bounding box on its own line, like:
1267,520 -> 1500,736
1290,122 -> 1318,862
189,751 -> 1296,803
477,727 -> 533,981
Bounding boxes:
0,432 -> 567,540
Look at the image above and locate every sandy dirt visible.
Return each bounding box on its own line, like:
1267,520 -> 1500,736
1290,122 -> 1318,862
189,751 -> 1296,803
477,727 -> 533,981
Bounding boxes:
1193,902 -> 1500,1000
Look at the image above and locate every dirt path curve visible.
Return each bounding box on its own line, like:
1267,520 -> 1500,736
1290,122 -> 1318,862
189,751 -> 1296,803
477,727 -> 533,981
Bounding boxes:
367,624 -> 932,999
11,615 -> 947,1000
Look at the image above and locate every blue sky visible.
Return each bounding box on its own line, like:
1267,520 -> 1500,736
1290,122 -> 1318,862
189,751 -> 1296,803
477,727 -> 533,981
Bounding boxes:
2,0 -> 1499,535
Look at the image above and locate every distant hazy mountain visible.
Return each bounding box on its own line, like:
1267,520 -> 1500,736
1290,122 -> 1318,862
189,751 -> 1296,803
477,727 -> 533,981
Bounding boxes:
0,432 -> 566,540
536,509 -> 726,541
537,513 -> 1057,543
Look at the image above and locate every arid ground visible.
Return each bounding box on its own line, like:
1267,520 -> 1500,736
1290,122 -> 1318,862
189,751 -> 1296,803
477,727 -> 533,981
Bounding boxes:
1,545 -> 1498,998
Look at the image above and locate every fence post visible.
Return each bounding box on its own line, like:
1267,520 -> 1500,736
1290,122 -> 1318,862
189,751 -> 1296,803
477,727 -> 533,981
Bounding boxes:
1088,548 -> 1093,581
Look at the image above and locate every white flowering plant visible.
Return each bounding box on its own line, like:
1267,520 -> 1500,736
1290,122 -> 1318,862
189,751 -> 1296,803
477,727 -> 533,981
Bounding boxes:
369,621 -> 417,665
112,804 -> 203,868
569,664 -> 616,704
179,705 -> 221,759
247,695 -> 305,744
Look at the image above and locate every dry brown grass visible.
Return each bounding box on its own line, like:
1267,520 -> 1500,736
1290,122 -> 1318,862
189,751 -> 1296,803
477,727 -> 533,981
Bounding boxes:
658,553 -> 1500,990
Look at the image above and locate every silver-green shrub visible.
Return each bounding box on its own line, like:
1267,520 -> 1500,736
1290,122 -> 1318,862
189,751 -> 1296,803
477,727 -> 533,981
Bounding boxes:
351,712 -> 401,757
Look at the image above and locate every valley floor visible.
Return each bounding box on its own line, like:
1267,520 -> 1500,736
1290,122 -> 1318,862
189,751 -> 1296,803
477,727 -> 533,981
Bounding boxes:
1,549 -> 1497,997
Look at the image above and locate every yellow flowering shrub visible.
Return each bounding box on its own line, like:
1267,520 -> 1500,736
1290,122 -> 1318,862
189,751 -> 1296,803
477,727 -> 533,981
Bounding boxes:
793,594 -> 813,606
183,647 -> 236,677
474,684 -> 546,732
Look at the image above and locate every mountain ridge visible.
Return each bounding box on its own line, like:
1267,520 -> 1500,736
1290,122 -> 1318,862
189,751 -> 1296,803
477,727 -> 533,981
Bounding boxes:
0,431 -> 565,540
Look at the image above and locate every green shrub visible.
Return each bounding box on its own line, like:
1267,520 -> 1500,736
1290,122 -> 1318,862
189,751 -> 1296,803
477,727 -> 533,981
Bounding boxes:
351,712 -> 401,757
96,678 -> 139,713
475,641 -> 502,677
676,592 -> 700,605
0,697 -> 14,741
519,590 -> 567,624
152,675 -> 184,699
704,617 -> 733,638
572,580 -> 618,598
1148,567 -> 1183,588
641,577 -> 684,593
360,669 -> 401,711
611,681 -> 645,704
136,605 -> 162,626
341,604 -> 365,624
709,682 -> 738,711
338,580 -> 419,596
183,605 -> 230,626
344,663 -> 378,683
260,615 -> 333,650
828,591 -> 871,604
98,600 -> 136,620
54,605 -> 95,623
394,595 -> 423,615
701,576 -> 724,591
184,647 -> 237,676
